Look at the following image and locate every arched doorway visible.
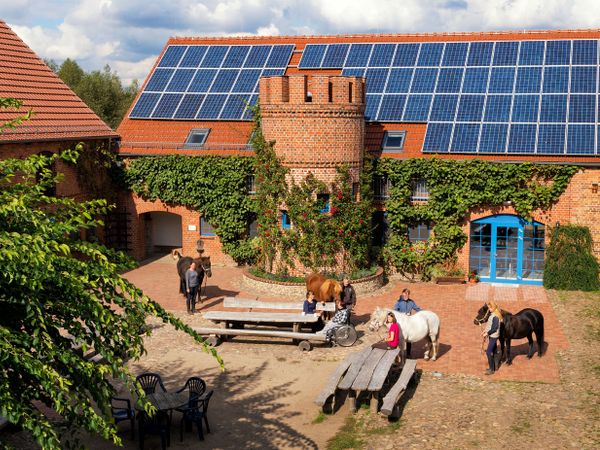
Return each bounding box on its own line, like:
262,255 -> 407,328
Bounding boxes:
469,214 -> 545,285
141,212 -> 182,257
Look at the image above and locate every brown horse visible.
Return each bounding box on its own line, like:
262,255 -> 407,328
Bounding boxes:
306,273 -> 343,303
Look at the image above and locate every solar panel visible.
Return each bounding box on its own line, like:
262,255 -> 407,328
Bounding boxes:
174,94 -> 205,119
222,46 -> 249,68
369,44 -> 395,67
322,44 -> 350,68
379,95 -> 406,121
157,46 -> 186,67
244,45 -> 272,68
299,44 -> 326,68
133,38 -> 600,154
152,93 -> 183,118
423,122 -> 453,152
131,44 -> 291,120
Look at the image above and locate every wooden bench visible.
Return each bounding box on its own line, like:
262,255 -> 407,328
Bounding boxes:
315,347 -> 416,414
223,296 -> 336,312
380,359 -> 417,417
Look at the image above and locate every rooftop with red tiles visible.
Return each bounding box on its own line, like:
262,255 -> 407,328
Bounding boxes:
0,20 -> 118,143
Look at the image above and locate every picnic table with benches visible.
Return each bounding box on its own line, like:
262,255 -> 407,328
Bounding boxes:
315,347 -> 417,417
195,296 -> 356,350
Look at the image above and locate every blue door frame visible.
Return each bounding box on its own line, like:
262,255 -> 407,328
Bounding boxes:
469,215 -> 545,286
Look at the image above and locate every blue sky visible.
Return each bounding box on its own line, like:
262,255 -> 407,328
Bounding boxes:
5,0 -> 600,84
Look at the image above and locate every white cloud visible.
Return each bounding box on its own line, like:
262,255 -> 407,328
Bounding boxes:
5,0 -> 600,86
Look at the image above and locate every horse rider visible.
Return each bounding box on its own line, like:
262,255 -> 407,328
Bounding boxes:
482,300 -> 503,375
393,288 -> 421,356
317,297 -> 350,343
185,261 -> 199,314
341,276 -> 356,312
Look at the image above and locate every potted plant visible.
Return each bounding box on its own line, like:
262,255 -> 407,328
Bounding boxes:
468,270 -> 480,284
432,260 -> 466,285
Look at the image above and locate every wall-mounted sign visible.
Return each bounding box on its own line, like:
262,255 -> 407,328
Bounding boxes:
187,224 -> 197,231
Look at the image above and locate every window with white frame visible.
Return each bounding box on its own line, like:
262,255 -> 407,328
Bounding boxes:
373,175 -> 391,201
246,175 -> 256,194
382,131 -> 406,151
408,222 -> 431,242
183,128 -> 210,149
411,178 -> 429,201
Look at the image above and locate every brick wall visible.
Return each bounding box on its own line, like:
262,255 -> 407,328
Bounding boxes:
123,194 -> 235,265
456,167 -> 600,271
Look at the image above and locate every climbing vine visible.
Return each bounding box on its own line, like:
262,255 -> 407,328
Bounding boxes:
252,107 -> 374,275
124,154 -> 257,263
376,158 -> 578,279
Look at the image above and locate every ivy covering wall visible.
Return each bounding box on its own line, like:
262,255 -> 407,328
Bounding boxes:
124,154 -> 257,263
375,158 -> 578,278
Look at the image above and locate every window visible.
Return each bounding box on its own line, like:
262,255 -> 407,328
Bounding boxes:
246,175 -> 256,194
372,211 -> 389,246
248,218 -> 258,238
200,217 -> 216,236
183,128 -> 210,149
408,223 -> 431,242
411,178 -> 429,201
382,131 -> 406,151
317,193 -> 330,213
246,129 -> 257,150
352,182 -> 360,200
373,176 -> 391,201
281,210 -> 291,229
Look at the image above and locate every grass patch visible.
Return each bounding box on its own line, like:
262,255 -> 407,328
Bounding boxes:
312,411 -> 327,424
326,416 -> 362,450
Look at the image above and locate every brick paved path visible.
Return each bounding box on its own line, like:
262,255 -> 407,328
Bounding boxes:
125,256 -> 565,383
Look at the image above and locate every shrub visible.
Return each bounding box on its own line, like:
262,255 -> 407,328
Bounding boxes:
544,225 -> 600,291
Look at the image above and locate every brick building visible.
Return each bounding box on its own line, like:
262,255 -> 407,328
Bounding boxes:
118,29 -> 600,285
0,20 -> 118,242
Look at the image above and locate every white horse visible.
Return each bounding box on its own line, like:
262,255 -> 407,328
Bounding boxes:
368,307 -> 441,361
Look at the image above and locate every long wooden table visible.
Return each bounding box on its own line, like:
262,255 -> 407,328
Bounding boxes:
315,347 -> 417,415
202,310 -> 319,333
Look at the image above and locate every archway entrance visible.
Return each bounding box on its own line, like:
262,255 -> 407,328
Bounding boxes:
141,212 -> 182,257
469,214 -> 545,285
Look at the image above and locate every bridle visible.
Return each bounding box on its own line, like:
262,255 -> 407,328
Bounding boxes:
197,259 -> 211,302
475,307 -> 491,354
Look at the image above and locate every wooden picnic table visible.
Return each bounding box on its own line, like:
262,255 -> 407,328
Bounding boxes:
315,347 -> 417,416
222,296 -> 336,312
202,310 -> 319,333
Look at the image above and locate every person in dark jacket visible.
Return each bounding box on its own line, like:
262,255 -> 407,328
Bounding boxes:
393,288 -> 421,356
303,290 -> 324,332
185,262 -> 199,314
341,276 -> 356,311
482,300 -> 503,375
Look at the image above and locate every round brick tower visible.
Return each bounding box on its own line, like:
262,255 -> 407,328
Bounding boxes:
259,75 -> 365,185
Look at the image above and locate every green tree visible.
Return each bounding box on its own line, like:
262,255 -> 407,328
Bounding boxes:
50,59 -> 138,130
0,99 -> 222,448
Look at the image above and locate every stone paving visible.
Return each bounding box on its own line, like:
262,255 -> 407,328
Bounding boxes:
125,255 -> 566,384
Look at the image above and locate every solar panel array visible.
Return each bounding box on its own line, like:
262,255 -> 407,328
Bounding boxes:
299,40 -> 600,155
129,44 -> 293,121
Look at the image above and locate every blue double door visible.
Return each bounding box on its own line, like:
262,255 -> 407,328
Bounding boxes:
469,215 -> 545,285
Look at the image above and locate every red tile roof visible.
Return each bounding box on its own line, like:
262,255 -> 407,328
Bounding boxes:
0,20 -> 118,143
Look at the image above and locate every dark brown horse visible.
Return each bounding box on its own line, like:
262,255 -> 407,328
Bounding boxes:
474,304 -> 544,365
173,251 -> 212,299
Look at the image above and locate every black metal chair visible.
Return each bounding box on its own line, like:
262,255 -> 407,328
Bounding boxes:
177,377 -> 207,442
199,390 -> 214,434
111,397 -> 135,439
138,410 -> 171,450
135,372 -> 167,395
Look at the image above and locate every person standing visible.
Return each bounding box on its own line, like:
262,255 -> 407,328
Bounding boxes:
185,261 -> 199,314
393,288 -> 421,356
482,301 -> 503,375
341,276 -> 356,311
